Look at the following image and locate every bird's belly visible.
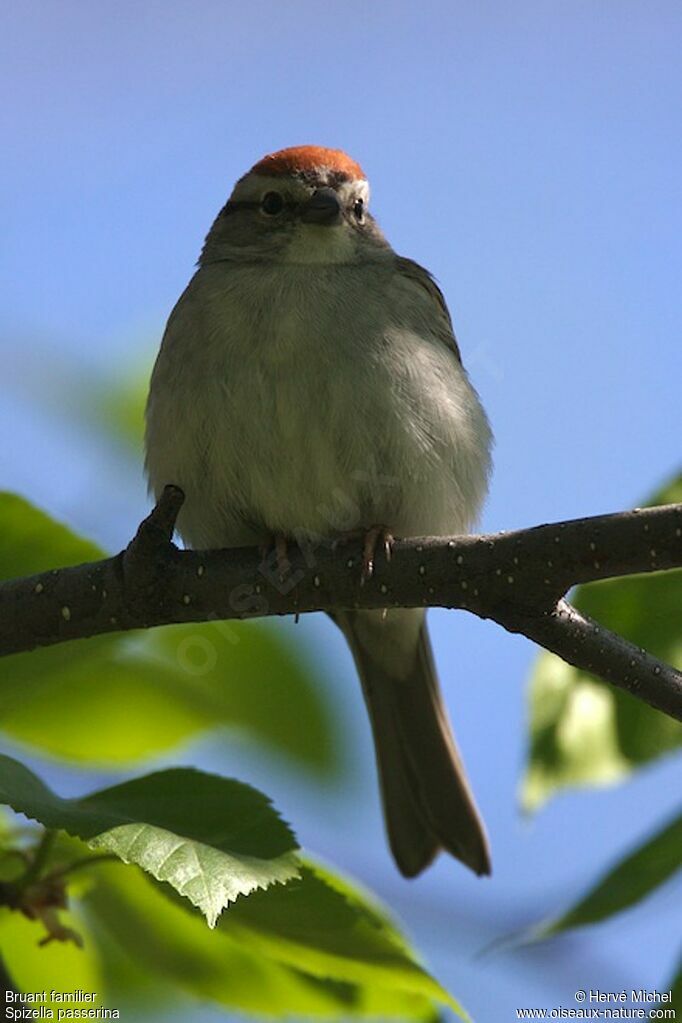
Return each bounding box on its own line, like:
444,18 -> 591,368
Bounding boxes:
201,338 -> 404,542
147,267 -> 490,550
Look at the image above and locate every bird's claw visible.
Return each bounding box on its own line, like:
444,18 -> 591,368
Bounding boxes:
361,525 -> 394,584
332,525 -> 394,583
259,533 -> 290,582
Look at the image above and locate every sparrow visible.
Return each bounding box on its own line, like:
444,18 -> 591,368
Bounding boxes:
145,145 -> 493,878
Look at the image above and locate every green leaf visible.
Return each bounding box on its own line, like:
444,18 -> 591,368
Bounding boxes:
0,622 -> 338,770
147,619 -> 340,773
531,811 -> 682,938
83,855 -> 461,1019
0,818 -> 461,1019
0,755 -> 298,925
0,492 -> 340,772
0,491 -> 103,580
522,472 -> 682,810
88,823 -> 297,928
86,863 -> 381,1017
219,859 -> 468,1018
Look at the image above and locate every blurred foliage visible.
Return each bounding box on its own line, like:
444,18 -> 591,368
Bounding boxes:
0,492 -> 340,771
88,855 -> 462,1019
521,472 -> 681,1007
0,485 -> 461,1017
0,491 -> 103,579
0,820 -> 459,1021
96,363 -> 150,452
529,810 -> 681,939
522,472 -> 682,811
1,906 -> 104,1011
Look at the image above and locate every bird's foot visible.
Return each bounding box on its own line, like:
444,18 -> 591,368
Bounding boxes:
259,533 -> 290,582
333,525 -> 394,584
361,525 -> 394,583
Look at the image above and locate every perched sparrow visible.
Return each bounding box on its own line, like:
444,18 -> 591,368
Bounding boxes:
145,145 -> 493,878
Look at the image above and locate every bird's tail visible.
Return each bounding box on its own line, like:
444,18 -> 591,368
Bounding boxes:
333,608 -> 491,878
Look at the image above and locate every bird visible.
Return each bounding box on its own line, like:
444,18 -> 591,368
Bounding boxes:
145,145 -> 493,878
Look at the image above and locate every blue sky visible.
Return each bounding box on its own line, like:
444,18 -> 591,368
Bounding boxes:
2,2 -> 681,1019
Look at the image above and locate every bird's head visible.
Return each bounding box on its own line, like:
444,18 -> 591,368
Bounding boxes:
200,145 -> 389,265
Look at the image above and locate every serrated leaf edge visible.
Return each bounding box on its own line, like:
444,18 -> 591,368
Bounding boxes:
88,823 -> 301,927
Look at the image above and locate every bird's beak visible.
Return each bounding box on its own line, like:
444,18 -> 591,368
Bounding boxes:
300,187 -> 342,225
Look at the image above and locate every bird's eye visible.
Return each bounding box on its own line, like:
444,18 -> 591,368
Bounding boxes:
352,198 -> 365,222
261,191 -> 285,216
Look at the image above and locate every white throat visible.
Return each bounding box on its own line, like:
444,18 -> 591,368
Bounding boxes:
283,223 -> 357,264
278,219 -> 355,263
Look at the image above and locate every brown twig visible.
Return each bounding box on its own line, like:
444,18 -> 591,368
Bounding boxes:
1,486 -> 681,720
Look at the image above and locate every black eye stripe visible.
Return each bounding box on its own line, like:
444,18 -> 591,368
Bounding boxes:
222,198 -> 294,215
221,195 -> 368,217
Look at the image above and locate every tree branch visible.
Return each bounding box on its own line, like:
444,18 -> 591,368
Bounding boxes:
1,486 -> 681,720
501,599 -> 682,720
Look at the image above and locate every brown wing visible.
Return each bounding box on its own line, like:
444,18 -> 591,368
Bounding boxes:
395,256 -> 462,363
